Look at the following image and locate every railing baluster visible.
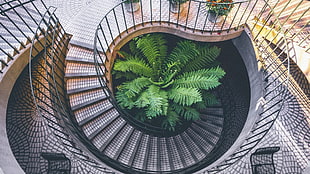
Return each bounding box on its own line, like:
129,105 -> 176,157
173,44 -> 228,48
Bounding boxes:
184,0 -> 191,30
193,1 -> 201,32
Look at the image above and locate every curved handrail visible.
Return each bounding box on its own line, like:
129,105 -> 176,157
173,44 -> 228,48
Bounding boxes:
28,5 -> 114,173
93,0 -> 292,173
94,0 -> 252,136
204,0 -> 292,172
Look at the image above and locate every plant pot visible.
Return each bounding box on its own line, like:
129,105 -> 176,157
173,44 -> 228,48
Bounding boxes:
170,2 -> 184,13
125,2 -> 140,12
207,11 -> 224,23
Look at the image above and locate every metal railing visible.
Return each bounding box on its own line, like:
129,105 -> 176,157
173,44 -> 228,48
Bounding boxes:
26,2 -> 115,173
2,0 -> 308,173
93,0 -> 253,137
93,0 -> 309,173
0,0 -> 44,73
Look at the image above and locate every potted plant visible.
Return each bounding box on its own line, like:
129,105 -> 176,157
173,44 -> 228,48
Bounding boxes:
113,33 -> 225,131
168,0 -> 188,13
205,0 -> 234,23
124,0 -> 140,12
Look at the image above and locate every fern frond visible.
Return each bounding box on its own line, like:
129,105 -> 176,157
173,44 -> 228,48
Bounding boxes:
113,71 -> 137,81
134,85 -> 168,118
203,66 -> 226,79
182,107 -> 200,121
128,40 -> 142,56
134,90 -> 150,108
113,56 -> 153,77
179,66 -> 225,80
168,87 -> 202,106
162,110 -> 180,131
173,74 -> 221,90
123,77 -> 151,98
193,101 -> 207,110
136,34 -> 167,65
117,50 -> 131,59
182,45 -> 221,72
170,103 -> 200,120
166,40 -> 199,71
201,91 -> 219,106
115,89 -> 136,109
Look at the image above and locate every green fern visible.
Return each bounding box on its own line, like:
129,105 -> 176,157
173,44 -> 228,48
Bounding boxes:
134,85 -> 168,118
202,66 -> 226,79
136,34 -> 167,66
168,87 -> 202,106
122,77 -> 151,98
201,91 -> 219,106
113,56 -> 153,77
116,88 -> 136,109
166,40 -> 199,71
182,45 -> 221,72
179,66 -> 225,80
182,107 -> 200,121
113,33 -> 225,131
113,71 -> 137,80
171,103 -> 200,121
162,110 -> 180,131
173,74 -> 221,90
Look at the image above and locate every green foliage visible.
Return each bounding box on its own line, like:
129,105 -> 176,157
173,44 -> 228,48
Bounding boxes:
122,77 -> 151,98
168,87 -> 202,106
166,40 -> 199,71
113,33 -> 225,131
182,45 -> 221,72
113,56 -> 153,77
162,109 -> 180,131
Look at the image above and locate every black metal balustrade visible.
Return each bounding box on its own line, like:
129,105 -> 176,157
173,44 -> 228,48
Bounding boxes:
24,1 -> 115,173
93,0 -> 308,173
2,0 -> 309,173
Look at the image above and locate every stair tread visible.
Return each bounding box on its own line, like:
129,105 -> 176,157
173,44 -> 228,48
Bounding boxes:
67,84 -> 101,94
87,111 -> 122,140
78,104 -> 114,126
70,95 -> 108,111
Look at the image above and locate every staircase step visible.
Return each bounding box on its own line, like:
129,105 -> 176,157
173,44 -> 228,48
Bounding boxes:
82,107 -> 119,138
78,104 -> 114,126
98,119 -> 127,151
200,107 -> 224,116
132,134 -> 150,169
88,111 -> 121,140
118,130 -> 143,165
66,56 -> 96,64
174,135 -> 196,167
67,84 -> 101,95
70,95 -> 108,111
104,124 -> 134,159
200,114 -> 224,126
166,136 -> 184,170
158,138 -> 172,171
185,128 -> 211,154
65,72 -> 100,78
190,124 -> 218,150
66,76 -> 101,91
195,120 -> 223,136
180,132 -> 205,161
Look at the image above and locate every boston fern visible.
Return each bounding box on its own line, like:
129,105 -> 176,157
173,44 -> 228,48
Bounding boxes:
113,33 -> 225,131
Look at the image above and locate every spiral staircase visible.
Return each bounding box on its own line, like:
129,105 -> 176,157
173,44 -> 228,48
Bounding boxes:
1,0 -> 310,174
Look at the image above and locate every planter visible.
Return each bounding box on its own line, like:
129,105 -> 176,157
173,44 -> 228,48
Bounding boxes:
170,2 -> 184,13
207,11 -> 224,23
124,2 -> 140,12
